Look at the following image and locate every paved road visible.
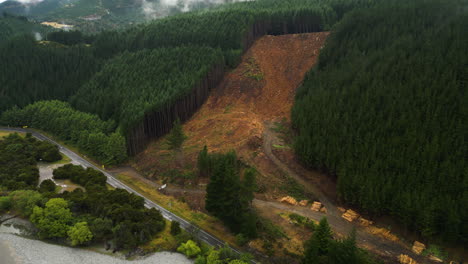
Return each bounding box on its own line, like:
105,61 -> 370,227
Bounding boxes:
1,127 -> 242,256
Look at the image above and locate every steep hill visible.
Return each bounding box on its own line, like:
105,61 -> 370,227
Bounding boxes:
0,0 -> 248,33
292,0 -> 467,245
133,32 -> 329,185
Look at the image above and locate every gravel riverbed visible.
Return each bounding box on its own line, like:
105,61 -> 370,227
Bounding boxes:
0,217 -> 192,264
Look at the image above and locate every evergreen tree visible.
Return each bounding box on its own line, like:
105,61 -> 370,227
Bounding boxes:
170,220 -> 181,236
197,145 -> 210,177
303,220 -> 376,264
167,118 -> 187,150
204,149 -> 257,237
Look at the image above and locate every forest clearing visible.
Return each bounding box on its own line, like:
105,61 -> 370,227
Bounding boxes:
127,32 -> 449,263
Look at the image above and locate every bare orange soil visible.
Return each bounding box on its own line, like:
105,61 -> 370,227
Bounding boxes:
134,33 -> 329,192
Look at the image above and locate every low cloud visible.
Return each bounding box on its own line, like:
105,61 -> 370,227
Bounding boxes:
0,0 -> 44,4
141,0 -> 251,20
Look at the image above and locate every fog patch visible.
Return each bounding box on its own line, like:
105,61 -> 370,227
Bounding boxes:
141,0 -> 251,20
33,31 -> 42,41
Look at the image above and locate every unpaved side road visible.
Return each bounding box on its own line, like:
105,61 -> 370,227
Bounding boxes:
261,123 -> 439,264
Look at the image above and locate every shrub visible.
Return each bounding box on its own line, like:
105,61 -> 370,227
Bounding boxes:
177,240 -> 201,258
170,221 -> 181,236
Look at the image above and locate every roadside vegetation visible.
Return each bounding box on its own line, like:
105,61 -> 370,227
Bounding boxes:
1,101 -> 127,165
0,133 -> 163,250
0,133 -> 61,190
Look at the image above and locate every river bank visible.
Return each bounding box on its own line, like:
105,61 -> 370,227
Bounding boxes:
0,216 -> 193,264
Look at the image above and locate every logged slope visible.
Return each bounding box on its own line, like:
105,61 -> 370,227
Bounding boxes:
292,0 -> 468,244
134,32 -> 328,182
1,0 -> 375,157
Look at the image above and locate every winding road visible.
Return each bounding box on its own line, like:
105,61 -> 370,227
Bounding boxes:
0,127 -> 243,256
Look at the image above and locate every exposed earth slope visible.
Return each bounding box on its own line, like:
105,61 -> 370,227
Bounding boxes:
130,33 -> 443,263
135,32 -> 329,179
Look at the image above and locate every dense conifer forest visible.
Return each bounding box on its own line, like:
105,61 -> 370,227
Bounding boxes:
0,35 -> 100,112
1,101 -> 127,164
292,0 -> 468,244
70,46 -> 225,154
0,0 -> 375,156
0,13 -> 50,43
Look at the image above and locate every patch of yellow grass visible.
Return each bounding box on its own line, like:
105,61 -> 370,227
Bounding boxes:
115,173 -> 238,246
55,179 -> 85,192
48,153 -> 71,165
142,220 -> 178,252
0,130 -> 25,138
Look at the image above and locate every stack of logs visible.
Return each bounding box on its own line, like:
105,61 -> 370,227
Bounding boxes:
277,196 -> 327,213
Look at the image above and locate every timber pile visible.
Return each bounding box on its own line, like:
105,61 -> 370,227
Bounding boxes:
412,241 -> 426,255
359,217 -> 373,227
320,207 -> 327,213
342,209 -> 360,222
398,254 -> 418,264
279,196 -> 298,206
368,226 -> 399,241
310,201 -> 322,211
338,207 -> 346,213
428,256 -> 443,263
299,200 -> 308,206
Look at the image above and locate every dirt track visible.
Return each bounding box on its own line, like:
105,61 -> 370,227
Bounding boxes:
259,124 -> 442,264
130,33 -> 442,263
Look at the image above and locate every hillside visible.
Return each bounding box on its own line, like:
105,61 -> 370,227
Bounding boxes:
292,0 -> 467,245
0,0 -> 247,33
0,13 -> 51,42
0,0 -> 466,262
133,32 -> 329,194
129,30 -> 461,263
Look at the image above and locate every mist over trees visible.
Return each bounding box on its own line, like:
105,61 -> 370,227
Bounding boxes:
292,0 -> 468,244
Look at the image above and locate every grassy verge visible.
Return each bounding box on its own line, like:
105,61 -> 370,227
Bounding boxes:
115,173 -> 238,247
28,128 -> 104,168
280,175 -> 313,201
142,219 -> 179,252
273,144 -> 290,149
49,153 -> 71,165
0,130 -> 25,138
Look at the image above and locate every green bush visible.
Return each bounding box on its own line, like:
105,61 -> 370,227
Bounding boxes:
170,221 -> 181,236
177,240 -> 201,258
0,196 -> 11,212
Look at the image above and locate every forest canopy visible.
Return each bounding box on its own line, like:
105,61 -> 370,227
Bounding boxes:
1,101 -> 127,164
0,0 -> 376,157
292,0 -> 468,244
